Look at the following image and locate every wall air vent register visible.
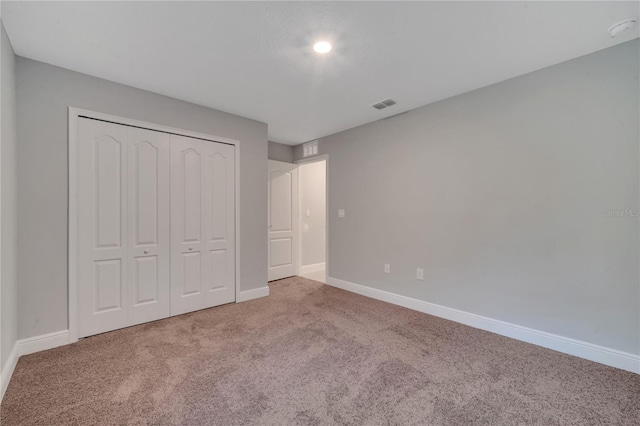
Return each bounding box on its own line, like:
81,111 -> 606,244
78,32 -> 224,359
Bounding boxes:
303,140 -> 319,158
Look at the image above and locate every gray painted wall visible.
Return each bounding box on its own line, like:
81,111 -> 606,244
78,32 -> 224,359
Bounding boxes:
17,58 -> 268,339
268,141 -> 294,163
1,22 -> 18,370
299,160 -> 326,266
296,40 -> 640,354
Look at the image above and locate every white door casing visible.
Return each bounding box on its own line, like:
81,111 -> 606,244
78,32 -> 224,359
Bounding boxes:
170,135 -> 236,315
268,160 -> 298,281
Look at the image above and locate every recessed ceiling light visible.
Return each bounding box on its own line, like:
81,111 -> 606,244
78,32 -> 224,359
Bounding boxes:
608,19 -> 637,38
313,41 -> 332,54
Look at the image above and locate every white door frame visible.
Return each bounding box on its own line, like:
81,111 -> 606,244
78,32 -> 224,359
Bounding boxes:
295,154 -> 329,279
68,107 -> 241,343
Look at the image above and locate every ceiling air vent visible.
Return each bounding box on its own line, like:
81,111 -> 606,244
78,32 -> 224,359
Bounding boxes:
371,98 -> 397,110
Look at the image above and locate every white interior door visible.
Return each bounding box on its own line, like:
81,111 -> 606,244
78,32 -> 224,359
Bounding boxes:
268,160 -> 298,281
78,119 -> 171,337
78,119 -> 129,337
170,135 -> 235,315
127,127 -> 171,326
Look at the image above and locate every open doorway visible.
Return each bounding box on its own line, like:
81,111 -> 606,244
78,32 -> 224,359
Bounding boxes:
296,157 -> 327,283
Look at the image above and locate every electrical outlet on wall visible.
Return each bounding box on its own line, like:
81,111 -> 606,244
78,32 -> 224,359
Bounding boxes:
416,268 -> 424,280
384,264 -> 391,274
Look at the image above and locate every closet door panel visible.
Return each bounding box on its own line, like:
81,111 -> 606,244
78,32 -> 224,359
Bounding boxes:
182,252 -> 202,295
170,135 -> 208,315
127,127 -> 171,325
209,249 -> 228,291
170,135 -> 235,315
209,153 -> 227,242
204,142 -> 235,306
77,117 -> 236,335
183,149 -> 203,243
78,118 -> 129,337
134,256 -> 159,304
94,259 -> 123,312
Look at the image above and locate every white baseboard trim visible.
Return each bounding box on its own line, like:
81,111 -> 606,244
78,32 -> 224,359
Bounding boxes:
1,329 -> 70,402
300,262 -> 326,275
1,343 -> 19,402
326,276 -> 640,374
237,286 -> 270,303
17,330 -> 70,357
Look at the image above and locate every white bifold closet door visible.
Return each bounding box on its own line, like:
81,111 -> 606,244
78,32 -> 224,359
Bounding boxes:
77,119 -> 171,337
77,118 -> 235,338
170,135 -> 235,315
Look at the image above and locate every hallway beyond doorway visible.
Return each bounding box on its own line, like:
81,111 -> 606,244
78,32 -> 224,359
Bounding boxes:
299,266 -> 326,283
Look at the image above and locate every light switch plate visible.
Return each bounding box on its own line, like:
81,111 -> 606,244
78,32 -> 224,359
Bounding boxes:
306,209 -> 311,217
417,268 -> 424,280
338,209 -> 345,218
384,264 -> 391,274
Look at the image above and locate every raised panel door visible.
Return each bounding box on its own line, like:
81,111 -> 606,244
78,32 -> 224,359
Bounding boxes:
127,127 -> 170,325
268,160 -> 298,281
78,118 -> 128,337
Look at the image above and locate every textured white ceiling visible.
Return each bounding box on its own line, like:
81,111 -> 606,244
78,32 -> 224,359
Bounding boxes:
2,1 -> 638,145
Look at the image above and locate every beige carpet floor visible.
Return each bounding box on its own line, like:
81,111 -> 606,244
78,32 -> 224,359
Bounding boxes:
1,276 -> 639,425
